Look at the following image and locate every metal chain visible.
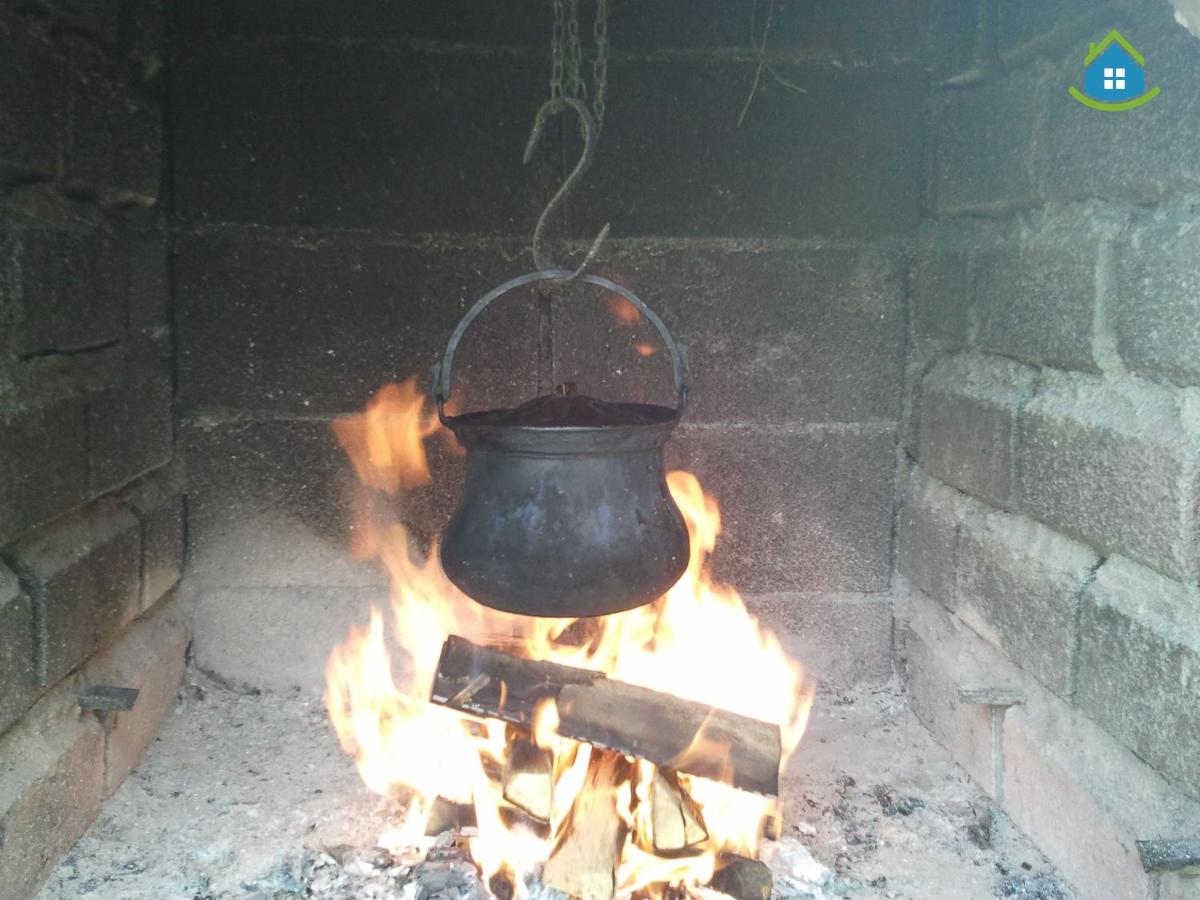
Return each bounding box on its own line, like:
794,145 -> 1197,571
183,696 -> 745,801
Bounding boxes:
592,0 -> 609,129
546,0 -> 610,125
565,0 -> 587,102
550,0 -> 565,99
528,0 -> 612,280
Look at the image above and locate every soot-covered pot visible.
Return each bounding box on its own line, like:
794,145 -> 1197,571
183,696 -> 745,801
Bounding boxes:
434,269 -> 691,618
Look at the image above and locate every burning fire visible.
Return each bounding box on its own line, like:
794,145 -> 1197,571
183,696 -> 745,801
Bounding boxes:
325,380 -> 813,896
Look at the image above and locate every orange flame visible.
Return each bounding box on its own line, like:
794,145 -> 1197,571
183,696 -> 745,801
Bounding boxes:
325,380 -> 813,895
332,377 -> 445,493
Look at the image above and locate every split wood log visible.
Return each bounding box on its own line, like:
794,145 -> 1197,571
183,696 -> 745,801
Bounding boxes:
542,750 -> 631,900
502,735 -> 553,822
431,636 -> 781,797
649,770 -> 707,853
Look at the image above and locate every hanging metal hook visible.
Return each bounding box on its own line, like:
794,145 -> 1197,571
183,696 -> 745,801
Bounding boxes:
523,96 -> 610,280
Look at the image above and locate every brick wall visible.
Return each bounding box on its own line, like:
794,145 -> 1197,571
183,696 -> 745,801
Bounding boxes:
0,2 -> 187,894
173,0 -> 924,692
903,2 -> 1200,896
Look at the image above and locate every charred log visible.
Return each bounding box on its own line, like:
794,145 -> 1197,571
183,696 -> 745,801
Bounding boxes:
431,636 -> 781,797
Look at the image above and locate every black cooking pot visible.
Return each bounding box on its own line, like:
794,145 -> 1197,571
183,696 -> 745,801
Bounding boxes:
434,269 -> 691,618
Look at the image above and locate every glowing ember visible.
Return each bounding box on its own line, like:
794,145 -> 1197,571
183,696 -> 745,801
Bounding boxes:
606,293 -> 642,327
325,380 -> 813,896
633,341 -> 658,357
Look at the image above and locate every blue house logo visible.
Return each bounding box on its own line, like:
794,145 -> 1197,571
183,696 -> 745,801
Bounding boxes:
1070,29 -> 1160,110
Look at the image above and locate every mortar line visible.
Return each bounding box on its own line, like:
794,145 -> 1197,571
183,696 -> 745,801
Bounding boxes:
1065,557 -> 1104,702
169,221 -> 900,255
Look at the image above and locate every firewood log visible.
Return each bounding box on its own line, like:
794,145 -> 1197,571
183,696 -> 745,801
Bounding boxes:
542,751 -> 631,900
649,770 -> 708,853
432,636 -> 781,797
502,735 -> 553,822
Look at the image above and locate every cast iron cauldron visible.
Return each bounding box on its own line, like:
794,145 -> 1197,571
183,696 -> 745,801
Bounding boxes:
434,269 -> 691,618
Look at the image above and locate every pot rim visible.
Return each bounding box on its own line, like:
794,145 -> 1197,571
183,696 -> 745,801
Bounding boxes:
445,405 -> 681,454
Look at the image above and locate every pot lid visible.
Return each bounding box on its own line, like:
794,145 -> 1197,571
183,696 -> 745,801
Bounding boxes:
450,394 -> 676,429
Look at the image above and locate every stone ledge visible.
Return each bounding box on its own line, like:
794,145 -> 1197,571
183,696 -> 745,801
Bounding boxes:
84,594 -> 189,796
3,500 -> 141,686
902,586 -> 1009,798
0,562 -> 38,735
902,585 -> 1200,900
0,685 -> 106,900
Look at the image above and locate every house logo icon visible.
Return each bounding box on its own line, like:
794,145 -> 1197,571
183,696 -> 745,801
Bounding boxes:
1070,29 -> 1160,110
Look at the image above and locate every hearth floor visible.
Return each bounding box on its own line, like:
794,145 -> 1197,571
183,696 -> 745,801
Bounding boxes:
37,673 -> 1074,900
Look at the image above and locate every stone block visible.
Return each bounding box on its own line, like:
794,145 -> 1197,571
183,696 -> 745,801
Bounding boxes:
85,598 -> 188,795
0,399 -> 88,547
918,354 -> 1037,509
551,243 -> 905,424
87,332 -> 173,494
666,425 -> 895,594
927,0 -> 979,78
1043,20 -> 1200,204
120,469 -> 184,610
900,339 -> 943,459
912,225 -> 971,345
1003,678 -> 1200,900
182,418 -> 441,589
0,564 -> 38,735
972,213 -> 1101,372
932,66 -> 1050,213
902,590 -> 1001,796
1075,556 -> 1200,801
190,585 -> 377,693
45,0 -> 122,43
897,467 -> 975,610
3,502 -> 141,685
567,59 -> 924,239
173,0 -> 547,45
12,223 -> 127,356
0,687 -> 105,900
1116,218 -> 1200,386
63,38 -> 162,202
1016,372 -> 1198,580
171,40 -> 553,230
174,231 -> 539,416
745,592 -> 894,689
995,0 -> 1098,57
0,13 -> 64,177
956,508 -> 1100,697
124,0 -> 167,68
118,209 -> 169,331
605,0 -> 928,58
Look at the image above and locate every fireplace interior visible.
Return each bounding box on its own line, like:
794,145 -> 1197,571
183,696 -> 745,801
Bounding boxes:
2,1 -> 1200,898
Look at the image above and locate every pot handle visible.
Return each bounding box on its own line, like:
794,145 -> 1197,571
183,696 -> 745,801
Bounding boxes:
434,268 -> 690,421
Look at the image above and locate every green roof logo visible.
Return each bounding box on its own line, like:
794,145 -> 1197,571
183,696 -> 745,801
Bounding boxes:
1069,29 -> 1160,111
